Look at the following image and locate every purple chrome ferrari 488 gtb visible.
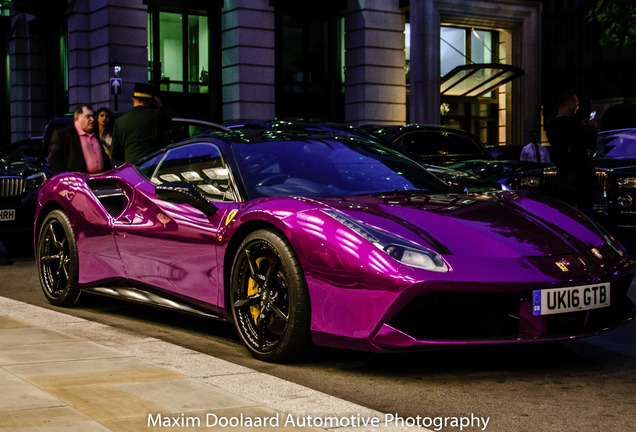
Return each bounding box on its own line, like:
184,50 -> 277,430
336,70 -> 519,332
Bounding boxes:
34,129 -> 636,362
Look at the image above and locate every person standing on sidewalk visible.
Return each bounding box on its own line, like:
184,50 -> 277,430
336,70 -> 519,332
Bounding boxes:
48,105 -> 112,175
520,130 -> 550,163
111,83 -> 172,164
545,93 -> 597,216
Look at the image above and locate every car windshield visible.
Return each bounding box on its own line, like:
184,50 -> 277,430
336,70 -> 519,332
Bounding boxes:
233,135 -> 449,198
594,130 -> 636,160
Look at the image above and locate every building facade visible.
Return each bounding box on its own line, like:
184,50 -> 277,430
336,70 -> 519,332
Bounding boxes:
4,0 -> 543,148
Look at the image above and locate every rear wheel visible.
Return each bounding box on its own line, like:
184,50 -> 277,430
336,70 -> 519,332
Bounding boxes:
37,210 -> 81,306
230,229 -> 311,362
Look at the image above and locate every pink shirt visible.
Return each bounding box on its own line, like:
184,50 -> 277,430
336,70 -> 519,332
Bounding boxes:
75,125 -> 104,173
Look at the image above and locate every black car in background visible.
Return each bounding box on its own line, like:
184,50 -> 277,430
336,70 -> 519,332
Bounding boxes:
0,150 -> 51,248
513,128 -> 636,234
447,159 -> 548,187
1,116 -> 73,251
362,124 -> 493,166
486,145 -> 525,161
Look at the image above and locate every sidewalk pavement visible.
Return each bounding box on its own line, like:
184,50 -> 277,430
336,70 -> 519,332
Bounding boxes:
0,296 -> 431,432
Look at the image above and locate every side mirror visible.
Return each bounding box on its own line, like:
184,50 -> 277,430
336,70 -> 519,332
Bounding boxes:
156,181 -> 219,216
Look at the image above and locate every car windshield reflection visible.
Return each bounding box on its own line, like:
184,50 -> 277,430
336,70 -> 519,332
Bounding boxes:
233,136 -> 449,198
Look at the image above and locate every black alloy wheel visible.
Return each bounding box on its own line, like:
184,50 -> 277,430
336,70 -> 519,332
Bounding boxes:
230,228 -> 311,362
37,210 -> 81,307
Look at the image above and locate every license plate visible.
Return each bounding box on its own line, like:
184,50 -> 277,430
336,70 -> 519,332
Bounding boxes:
533,283 -> 610,315
0,209 -> 15,222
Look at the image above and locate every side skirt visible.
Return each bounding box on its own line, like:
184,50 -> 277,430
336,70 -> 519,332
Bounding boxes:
80,286 -> 225,320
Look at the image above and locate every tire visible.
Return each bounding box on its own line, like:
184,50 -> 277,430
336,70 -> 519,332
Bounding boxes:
230,229 -> 311,362
37,210 -> 81,307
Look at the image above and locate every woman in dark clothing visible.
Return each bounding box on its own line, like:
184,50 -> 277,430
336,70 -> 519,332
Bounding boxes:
95,106 -> 115,159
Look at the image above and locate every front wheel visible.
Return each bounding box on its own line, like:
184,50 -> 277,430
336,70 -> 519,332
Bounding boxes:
230,229 -> 311,362
37,210 -> 81,306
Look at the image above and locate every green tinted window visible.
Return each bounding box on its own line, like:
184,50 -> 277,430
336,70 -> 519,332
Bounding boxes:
148,11 -> 209,94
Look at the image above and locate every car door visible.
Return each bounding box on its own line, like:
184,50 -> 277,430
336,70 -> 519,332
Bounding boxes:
112,142 -> 239,307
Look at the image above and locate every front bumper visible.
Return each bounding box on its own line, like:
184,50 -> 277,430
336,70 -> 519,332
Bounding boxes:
372,274 -> 635,349
311,264 -> 636,353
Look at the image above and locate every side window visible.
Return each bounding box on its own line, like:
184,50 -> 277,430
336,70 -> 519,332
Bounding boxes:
151,143 -> 235,202
137,153 -> 165,178
399,132 -> 443,156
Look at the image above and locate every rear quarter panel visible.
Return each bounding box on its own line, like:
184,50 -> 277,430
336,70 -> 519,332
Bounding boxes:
36,173 -> 126,284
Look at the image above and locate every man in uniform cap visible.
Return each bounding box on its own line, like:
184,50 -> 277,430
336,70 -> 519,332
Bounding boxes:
111,82 -> 172,164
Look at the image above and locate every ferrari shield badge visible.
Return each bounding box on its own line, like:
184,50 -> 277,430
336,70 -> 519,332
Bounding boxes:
226,209 -> 238,225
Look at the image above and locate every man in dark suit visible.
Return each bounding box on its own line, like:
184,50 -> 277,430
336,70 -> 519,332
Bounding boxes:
546,93 -> 597,216
48,105 -> 112,175
111,83 -> 172,164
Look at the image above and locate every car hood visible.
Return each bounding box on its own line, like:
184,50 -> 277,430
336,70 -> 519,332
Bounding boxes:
311,191 -> 607,259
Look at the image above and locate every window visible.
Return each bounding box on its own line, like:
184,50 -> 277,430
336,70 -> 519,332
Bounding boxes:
276,7 -> 345,121
139,143 -> 234,202
441,27 -> 494,87
440,27 -> 467,76
60,31 -> 68,100
439,26 -> 499,146
148,10 -> 209,94
0,1 -> 10,17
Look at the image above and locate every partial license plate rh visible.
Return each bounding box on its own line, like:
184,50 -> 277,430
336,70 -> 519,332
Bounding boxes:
0,209 -> 16,222
533,283 -> 610,316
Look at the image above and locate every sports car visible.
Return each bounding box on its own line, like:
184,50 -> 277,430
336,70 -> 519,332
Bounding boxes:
34,130 -> 636,362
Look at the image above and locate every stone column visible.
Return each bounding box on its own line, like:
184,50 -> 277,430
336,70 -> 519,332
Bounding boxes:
222,0 -> 275,121
67,0 -> 149,113
8,13 -> 39,141
345,0 -> 405,125
408,0 -> 440,124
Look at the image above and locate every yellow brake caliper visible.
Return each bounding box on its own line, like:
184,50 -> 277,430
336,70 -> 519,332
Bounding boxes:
248,257 -> 267,325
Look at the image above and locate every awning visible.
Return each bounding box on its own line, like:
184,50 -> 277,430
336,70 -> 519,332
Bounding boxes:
441,64 -> 523,98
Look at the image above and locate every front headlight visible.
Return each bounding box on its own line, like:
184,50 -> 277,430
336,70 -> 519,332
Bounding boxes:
26,172 -> 47,189
520,176 -> 541,187
617,177 -> 636,188
321,209 -> 449,272
385,244 -> 448,271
